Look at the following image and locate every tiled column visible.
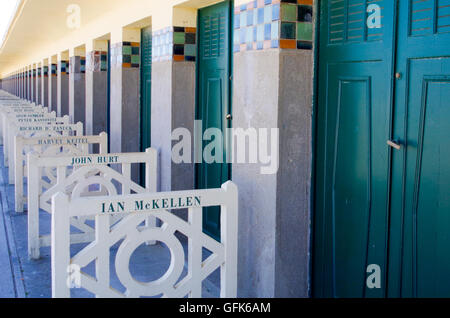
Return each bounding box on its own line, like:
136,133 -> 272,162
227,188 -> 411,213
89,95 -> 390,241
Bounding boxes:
36,64 -> 42,105
41,60 -> 49,107
69,48 -> 86,126
49,58 -> 58,112
19,70 -> 22,98
57,52 -> 70,117
30,65 -> 34,102
33,65 -> 37,103
23,69 -> 26,99
27,66 -> 31,101
23,68 -> 26,99
85,40 -> 108,137
19,69 -> 22,98
110,29 -> 141,155
232,0 -> 314,297
151,18 -> 197,193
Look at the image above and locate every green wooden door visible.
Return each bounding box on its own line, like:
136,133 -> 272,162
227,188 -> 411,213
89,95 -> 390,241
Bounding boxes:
387,0 -> 450,298
315,0 -> 450,298
197,1 -> 232,240
141,26 -> 152,152
140,26 -> 152,185
107,40 -> 111,151
314,0 -> 396,297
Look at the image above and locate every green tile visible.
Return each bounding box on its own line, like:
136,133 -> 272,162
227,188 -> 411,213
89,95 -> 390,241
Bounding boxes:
173,32 -> 186,45
122,46 -> 132,55
184,44 -> 196,56
131,55 -> 140,64
281,22 -> 296,39
281,3 -> 297,22
297,22 -> 312,41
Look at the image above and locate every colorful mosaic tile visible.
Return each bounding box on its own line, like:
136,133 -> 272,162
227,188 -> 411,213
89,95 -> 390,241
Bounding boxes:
80,58 -> 86,73
69,56 -> 86,74
59,61 -> 69,75
153,26 -> 197,62
111,42 -> 140,68
234,0 -> 313,52
43,66 -> 49,77
51,64 -> 57,76
87,51 -> 108,72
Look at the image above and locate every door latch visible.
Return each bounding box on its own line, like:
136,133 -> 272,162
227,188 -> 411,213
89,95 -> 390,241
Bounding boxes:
387,140 -> 401,150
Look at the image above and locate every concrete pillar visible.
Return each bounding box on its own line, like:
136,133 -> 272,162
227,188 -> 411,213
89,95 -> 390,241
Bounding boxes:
232,0 -> 314,297
151,12 -> 196,193
36,63 -> 42,105
110,28 -> 141,157
69,47 -> 86,126
57,52 -> 70,117
49,57 -> 58,112
31,64 -> 36,103
30,65 -> 34,101
41,60 -> 49,107
19,69 -> 22,98
85,40 -> 108,137
18,70 -> 22,98
23,68 -> 26,99
27,66 -> 31,101
22,68 -> 26,99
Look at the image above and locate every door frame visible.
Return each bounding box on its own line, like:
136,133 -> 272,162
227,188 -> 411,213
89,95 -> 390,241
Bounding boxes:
311,0 -> 400,297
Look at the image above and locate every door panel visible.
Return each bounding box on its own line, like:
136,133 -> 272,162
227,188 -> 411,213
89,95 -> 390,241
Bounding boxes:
197,1 -> 232,240
332,74 -> 372,297
314,0 -> 396,298
388,0 -> 450,298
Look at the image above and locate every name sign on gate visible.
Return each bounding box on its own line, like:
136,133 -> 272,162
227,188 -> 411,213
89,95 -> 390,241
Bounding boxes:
18,118 -> 58,123
70,155 -> 120,165
37,137 -> 89,145
19,125 -> 75,132
100,195 -> 202,214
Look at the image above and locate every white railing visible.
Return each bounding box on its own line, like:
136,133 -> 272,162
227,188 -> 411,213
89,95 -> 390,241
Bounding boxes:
51,181 -> 238,298
14,132 -> 108,212
27,149 -> 158,260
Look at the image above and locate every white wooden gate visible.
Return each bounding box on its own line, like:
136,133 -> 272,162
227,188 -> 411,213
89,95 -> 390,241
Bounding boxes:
51,181 -> 238,298
27,149 -> 158,260
14,132 -> 108,212
4,116 -> 73,169
7,121 -> 82,184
